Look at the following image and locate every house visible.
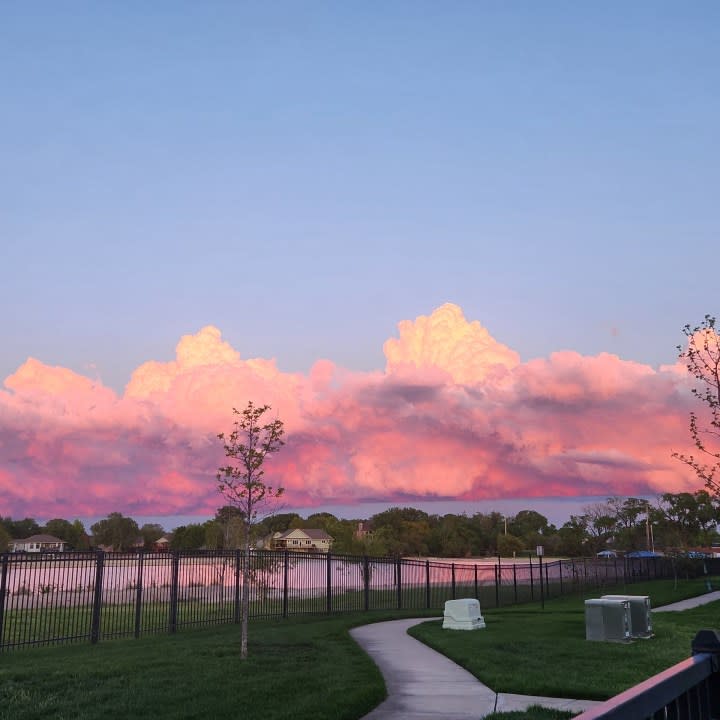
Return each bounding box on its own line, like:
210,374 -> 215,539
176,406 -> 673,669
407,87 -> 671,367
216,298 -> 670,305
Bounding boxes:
153,536 -> 171,552
354,521 -> 373,540
10,534 -> 68,553
265,528 -> 333,553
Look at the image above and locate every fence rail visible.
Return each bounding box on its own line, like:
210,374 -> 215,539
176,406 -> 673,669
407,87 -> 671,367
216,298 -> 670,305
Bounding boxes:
0,550 -> 699,651
575,630 -> 720,720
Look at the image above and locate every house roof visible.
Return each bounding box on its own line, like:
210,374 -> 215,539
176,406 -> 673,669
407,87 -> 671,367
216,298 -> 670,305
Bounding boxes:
277,528 -> 333,541
13,534 -> 65,544
303,529 -> 333,540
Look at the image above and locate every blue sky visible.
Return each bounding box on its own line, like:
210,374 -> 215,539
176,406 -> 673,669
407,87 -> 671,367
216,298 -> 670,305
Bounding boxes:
2,2 -> 718,393
2,4 -> 720,532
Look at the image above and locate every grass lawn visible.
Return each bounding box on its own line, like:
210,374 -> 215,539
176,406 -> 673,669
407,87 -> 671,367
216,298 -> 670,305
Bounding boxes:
0,609 -> 436,720
484,706 -> 574,720
409,576 -> 720,702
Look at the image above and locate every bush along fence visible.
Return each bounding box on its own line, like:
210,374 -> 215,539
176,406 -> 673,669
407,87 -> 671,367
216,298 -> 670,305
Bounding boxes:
0,550 -> 704,651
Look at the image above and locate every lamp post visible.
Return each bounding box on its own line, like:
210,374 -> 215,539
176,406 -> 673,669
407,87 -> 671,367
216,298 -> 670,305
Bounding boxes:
646,501 -> 656,553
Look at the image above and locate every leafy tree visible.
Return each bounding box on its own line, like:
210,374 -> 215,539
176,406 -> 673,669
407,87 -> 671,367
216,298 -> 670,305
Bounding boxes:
368,507 -> 431,556
139,523 -> 165,550
428,514 -> 475,557
213,506 -> 246,549
508,510 -> 555,551
469,511 -> 506,554
217,401 -> 285,660
91,512 -> 140,551
604,497 -> 650,552
254,513 -> 301,538
43,518 -> 90,549
170,523 -> 207,550
673,315 -> 720,494
0,524 -> 9,552
579,502 -> 618,555
497,533 -> 524,557
1,517 -> 41,539
659,490 -> 720,549
348,525 -> 393,557
558,516 -> 588,557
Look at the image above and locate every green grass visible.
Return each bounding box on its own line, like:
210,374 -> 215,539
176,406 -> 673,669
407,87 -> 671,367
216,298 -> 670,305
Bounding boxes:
0,610 -> 435,720
408,576 -> 720,701
2,575 -> 715,720
483,706 -> 574,720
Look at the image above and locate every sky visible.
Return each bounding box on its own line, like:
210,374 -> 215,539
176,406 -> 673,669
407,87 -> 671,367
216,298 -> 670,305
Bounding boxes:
1,3 -> 719,530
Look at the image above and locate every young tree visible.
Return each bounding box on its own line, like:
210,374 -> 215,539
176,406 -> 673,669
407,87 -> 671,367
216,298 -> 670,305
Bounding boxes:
673,315 -> 720,495
217,401 -> 285,660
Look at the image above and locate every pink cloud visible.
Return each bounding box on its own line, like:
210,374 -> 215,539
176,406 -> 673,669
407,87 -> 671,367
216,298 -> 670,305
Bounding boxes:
0,304 -> 708,519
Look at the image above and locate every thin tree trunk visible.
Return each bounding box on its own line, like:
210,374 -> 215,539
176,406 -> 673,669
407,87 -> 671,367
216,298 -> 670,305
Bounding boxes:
241,526 -> 251,659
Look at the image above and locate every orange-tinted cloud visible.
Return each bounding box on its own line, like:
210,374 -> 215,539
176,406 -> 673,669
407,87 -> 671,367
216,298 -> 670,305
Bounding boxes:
0,303 -> 707,519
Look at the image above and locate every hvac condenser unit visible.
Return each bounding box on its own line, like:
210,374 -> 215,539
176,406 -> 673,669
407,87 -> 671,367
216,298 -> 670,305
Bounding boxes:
602,595 -> 653,638
585,599 -> 633,642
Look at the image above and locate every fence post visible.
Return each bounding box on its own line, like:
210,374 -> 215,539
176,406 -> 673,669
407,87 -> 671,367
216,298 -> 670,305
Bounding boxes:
234,549 -> 241,624
326,551 -> 332,614
282,551 -> 289,618
539,554 -> 544,610
90,550 -> 105,644
134,551 -> 144,639
558,559 -> 562,597
529,555 -> 534,600
474,564 -> 478,600
425,560 -> 430,609
0,554 -> 7,649
513,563 -> 518,603
692,629 -> 720,717
494,564 -> 499,608
451,563 -> 456,600
363,556 -> 370,611
168,552 -> 180,634
396,558 -> 402,610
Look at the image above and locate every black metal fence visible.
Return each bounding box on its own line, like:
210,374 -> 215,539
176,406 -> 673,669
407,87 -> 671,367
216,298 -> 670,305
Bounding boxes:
575,629 -> 720,720
0,550 -> 698,651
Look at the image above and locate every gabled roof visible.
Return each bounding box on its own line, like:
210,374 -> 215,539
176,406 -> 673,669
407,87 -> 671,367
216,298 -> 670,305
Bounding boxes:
303,529 -> 333,540
276,528 -> 333,541
13,534 -> 65,544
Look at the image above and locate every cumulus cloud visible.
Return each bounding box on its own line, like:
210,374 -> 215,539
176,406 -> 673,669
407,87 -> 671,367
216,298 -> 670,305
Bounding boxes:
383,303 -> 520,384
0,304 -> 708,519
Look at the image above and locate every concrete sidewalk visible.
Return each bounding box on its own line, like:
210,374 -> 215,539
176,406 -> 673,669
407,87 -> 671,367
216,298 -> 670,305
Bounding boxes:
350,618 -> 602,719
653,589 -> 720,612
350,591 -> 720,719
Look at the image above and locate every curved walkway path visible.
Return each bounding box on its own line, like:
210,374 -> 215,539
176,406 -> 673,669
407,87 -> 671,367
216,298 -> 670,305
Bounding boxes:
351,591 -> 720,719
350,618 -> 602,719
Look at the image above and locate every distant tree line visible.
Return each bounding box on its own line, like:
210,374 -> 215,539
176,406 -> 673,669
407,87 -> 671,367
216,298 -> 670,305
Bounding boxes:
0,513 -> 165,553
3,490 -> 718,557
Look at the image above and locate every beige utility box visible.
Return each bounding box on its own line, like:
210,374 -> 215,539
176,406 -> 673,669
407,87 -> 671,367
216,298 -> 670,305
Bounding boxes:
442,598 -> 486,631
601,594 -> 653,638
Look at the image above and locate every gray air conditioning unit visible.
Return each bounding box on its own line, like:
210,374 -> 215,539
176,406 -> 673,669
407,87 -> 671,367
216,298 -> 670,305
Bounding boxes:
601,594 -> 653,638
585,598 -> 633,642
